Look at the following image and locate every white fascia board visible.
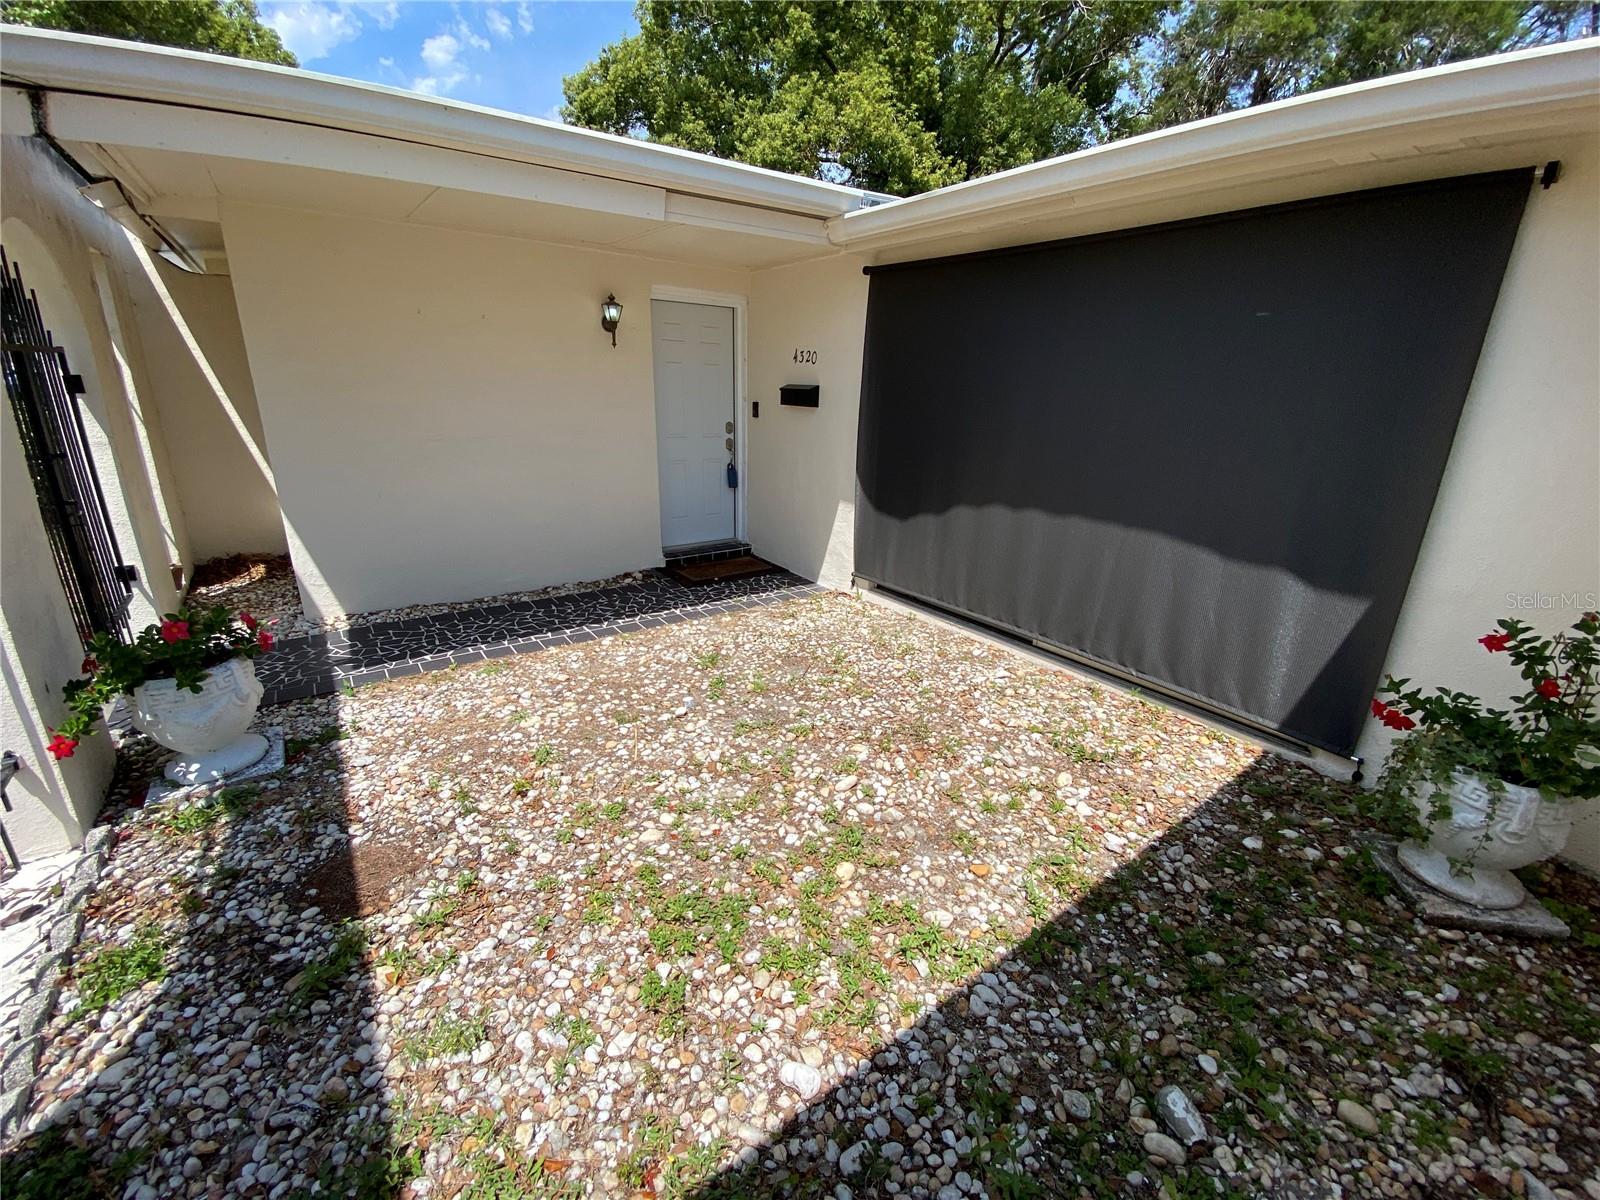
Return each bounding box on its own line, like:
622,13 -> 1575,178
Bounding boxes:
0,25 -> 866,219
42,91 -> 669,223
830,38 -> 1600,248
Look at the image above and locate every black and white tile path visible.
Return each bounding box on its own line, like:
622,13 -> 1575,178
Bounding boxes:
257,569 -> 824,706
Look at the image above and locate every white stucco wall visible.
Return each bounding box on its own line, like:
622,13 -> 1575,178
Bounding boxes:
132,259 -> 286,560
746,255 -> 869,590
1355,135 -> 1600,872
1,142 -> 190,625
2,401 -> 116,856
220,200 -> 754,620
0,135 -> 195,858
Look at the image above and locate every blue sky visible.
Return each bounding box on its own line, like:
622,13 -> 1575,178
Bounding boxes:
259,2 -> 638,121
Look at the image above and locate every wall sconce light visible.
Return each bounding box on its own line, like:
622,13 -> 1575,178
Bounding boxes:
600,294 -> 623,346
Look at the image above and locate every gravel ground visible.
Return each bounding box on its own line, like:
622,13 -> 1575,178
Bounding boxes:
6,591 -> 1599,1200
187,554 -> 651,638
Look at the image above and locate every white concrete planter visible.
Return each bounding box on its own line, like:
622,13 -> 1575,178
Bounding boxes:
130,657 -> 268,787
1398,769 -> 1574,909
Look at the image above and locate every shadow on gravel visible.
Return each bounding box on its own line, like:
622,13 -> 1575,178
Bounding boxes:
1,692 -> 400,1200
6,703 -> 1598,1200
684,752 -> 1600,1200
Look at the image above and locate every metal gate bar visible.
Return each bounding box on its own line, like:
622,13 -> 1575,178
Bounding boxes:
1,246 -> 134,648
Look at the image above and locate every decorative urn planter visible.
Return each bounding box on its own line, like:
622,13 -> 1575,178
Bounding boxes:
1398,770 -> 1574,910
130,657 -> 268,786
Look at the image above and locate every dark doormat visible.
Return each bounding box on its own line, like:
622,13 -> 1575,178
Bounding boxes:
664,555 -> 780,585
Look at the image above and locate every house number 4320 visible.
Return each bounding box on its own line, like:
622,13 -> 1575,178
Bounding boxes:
792,348 -> 818,364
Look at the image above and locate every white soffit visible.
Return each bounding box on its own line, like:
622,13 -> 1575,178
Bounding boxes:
605,223 -> 829,270
400,188 -> 664,250
42,91 -> 668,224
28,90 -> 837,266
0,25 -> 866,218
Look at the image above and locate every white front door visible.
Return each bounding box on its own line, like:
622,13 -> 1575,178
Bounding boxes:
651,299 -> 736,549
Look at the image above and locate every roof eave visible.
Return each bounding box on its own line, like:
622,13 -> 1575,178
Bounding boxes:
0,24 -> 869,220
829,37 -> 1600,248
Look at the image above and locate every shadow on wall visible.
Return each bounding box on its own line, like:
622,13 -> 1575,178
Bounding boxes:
0,649 -> 101,854
0,221 -> 181,623
762,499 -> 855,594
133,252 -> 286,563
2,702 -> 401,1198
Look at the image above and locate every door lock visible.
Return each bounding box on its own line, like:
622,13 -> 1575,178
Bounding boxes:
725,436 -> 734,451
725,421 -> 734,434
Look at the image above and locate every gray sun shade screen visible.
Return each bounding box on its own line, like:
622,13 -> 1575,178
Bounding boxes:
855,170 -> 1531,756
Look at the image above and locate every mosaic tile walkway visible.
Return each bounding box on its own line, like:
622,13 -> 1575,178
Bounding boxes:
257,568 -> 823,705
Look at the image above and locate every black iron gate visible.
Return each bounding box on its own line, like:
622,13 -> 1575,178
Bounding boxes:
1,246 -> 134,647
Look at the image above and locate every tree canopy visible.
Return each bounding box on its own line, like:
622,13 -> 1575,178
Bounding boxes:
1144,1 -> 1587,127
0,0 -> 296,67
563,1 -> 1593,195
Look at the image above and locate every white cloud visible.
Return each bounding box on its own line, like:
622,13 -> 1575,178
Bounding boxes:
369,2 -> 400,30
414,31 -> 470,95
484,6 -> 513,39
420,32 -> 460,70
453,19 -> 491,52
517,2 -> 533,34
265,2 -> 362,62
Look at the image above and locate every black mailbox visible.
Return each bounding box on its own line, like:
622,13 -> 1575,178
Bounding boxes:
780,384 -> 820,408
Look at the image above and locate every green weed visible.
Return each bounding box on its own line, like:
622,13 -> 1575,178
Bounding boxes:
72,923 -> 166,1015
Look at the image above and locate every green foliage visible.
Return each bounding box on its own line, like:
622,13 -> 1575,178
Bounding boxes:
163,801 -> 223,835
643,884 -> 750,963
0,0 -> 296,65
1420,1028 -> 1507,1109
286,724 -> 347,758
1375,613 -> 1600,813
460,1155 -> 581,1200
3,1124 -> 150,1200
564,1 -> 1591,195
1143,1 -> 1588,127
563,1 -> 1160,194
548,1013 -> 599,1083
415,870 -> 480,931
403,1010 -> 488,1063
636,972 -> 688,1036
617,1114 -> 674,1188
292,922 -> 367,1006
161,784 -> 255,836
72,923 -> 166,1015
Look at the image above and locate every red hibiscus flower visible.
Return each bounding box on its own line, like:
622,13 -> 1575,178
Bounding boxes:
81,655 -> 99,675
1379,708 -> 1416,731
1370,698 -> 1389,719
46,733 -> 78,760
257,630 -> 275,652
1478,631 -> 1512,653
240,611 -> 259,631
159,619 -> 190,643
1535,677 -> 1561,699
